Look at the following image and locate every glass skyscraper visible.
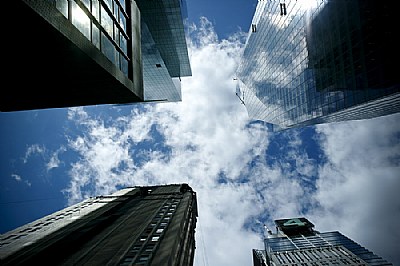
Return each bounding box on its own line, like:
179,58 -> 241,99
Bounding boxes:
2,0 -> 191,111
237,0 -> 399,131
253,217 -> 392,266
0,184 -> 198,265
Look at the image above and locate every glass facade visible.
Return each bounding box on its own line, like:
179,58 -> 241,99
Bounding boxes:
136,0 -> 192,102
254,218 -> 392,266
266,231 -> 391,265
3,0 -> 191,111
237,0 -> 400,131
55,0 -> 130,76
135,0 -> 192,78
141,21 -> 182,101
265,231 -> 392,266
52,0 -> 191,102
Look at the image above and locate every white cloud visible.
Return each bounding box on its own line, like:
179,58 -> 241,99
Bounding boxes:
65,107 -> 153,202
195,184 -> 262,265
46,146 -> 66,171
23,143 -> 64,171
22,144 -> 45,163
59,18 -> 400,266
12,174 -> 22,182
62,18 -> 273,265
11,174 -> 32,187
311,113 -> 400,265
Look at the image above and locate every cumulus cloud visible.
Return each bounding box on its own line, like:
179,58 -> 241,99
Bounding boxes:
59,17 -> 400,266
62,17 -> 272,265
310,113 -> 400,265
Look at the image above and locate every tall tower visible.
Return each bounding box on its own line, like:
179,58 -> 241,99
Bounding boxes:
236,0 -> 400,131
2,0 -> 191,111
253,217 -> 392,266
0,184 -> 198,266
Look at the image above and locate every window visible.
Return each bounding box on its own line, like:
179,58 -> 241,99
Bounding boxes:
280,3 -> 287,16
145,245 -> 155,252
139,256 -> 149,261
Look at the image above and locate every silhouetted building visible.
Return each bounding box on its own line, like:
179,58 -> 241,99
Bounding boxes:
2,0 -> 191,111
237,0 -> 399,131
253,217 -> 392,266
0,184 -> 198,266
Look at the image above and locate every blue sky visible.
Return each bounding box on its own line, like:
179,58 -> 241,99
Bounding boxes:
1,0 -> 400,265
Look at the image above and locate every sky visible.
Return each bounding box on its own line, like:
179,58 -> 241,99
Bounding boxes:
1,0 -> 400,265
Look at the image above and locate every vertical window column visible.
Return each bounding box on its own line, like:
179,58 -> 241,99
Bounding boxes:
53,0 -> 131,77
119,198 -> 182,266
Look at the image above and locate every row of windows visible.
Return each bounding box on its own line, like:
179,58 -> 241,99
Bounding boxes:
271,245 -> 367,265
54,0 -> 131,76
267,232 -> 350,252
0,198 -> 100,247
119,198 -> 181,265
237,0 -> 398,129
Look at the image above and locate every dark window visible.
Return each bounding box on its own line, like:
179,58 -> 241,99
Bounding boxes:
280,3 -> 287,16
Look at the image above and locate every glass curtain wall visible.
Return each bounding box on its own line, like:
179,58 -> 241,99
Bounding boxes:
54,0 -> 131,76
237,0 -> 399,130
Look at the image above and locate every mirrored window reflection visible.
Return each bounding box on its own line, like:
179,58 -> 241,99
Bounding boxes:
119,0 -> 125,9
104,0 -> 113,11
121,56 -> 128,75
81,0 -> 90,9
92,23 -> 100,49
119,11 -> 127,32
101,5 -> 113,38
55,0 -> 68,18
101,32 -> 116,64
115,27 -> 119,45
120,34 -> 127,55
92,0 -> 100,21
53,0 -> 131,77
71,1 -> 90,40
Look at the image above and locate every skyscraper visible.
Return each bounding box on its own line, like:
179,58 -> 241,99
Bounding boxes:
0,184 -> 198,265
2,0 -> 191,112
236,0 -> 400,131
253,217 -> 392,266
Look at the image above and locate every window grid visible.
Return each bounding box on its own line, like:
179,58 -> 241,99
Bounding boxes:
119,198 -> 181,266
54,0 -> 131,76
236,0 -> 400,130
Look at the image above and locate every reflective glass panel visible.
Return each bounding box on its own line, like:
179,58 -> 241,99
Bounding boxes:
71,1 -> 90,40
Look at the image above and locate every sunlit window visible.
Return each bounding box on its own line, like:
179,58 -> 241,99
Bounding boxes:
71,2 -> 90,40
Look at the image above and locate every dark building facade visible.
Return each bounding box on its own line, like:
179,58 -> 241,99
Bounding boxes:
0,184 -> 198,265
253,217 -> 392,266
236,0 -> 400,131
2,0 -> 191,112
